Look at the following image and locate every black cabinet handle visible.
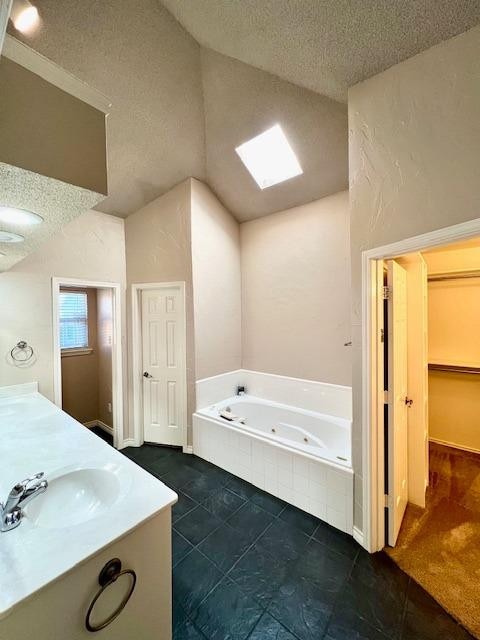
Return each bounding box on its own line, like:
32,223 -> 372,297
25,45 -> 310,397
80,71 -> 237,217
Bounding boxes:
85,558 -> 137,632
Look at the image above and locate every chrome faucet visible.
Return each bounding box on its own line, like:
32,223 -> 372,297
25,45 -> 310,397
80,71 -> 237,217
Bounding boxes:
0,472 -> 48,532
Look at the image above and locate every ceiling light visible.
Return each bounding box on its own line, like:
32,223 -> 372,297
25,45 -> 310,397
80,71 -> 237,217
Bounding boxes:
0,231 -> 25,243
235,124 -> 303,189
10,0 -> 39,34
0,206 -> 43,225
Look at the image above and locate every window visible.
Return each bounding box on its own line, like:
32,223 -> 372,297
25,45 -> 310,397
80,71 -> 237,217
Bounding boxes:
59,291 -> 89,350
235,124 -> 303,189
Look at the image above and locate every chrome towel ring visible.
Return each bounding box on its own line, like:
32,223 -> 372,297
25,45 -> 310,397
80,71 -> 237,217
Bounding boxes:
85,558 -> 137,633
10,341 -> 34,363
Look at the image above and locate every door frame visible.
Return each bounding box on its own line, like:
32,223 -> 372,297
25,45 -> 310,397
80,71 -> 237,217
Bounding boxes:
362,217 -> 480,553
130,281 -> 188,451
52,277 -> 124,448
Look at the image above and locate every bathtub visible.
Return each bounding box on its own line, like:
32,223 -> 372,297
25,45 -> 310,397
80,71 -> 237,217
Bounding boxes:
193,371 -> 353,534
198,396 -> 351,468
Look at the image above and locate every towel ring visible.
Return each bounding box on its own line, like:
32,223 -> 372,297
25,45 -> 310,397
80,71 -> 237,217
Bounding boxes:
85,558 -> 136,633
10,341 -> 34,363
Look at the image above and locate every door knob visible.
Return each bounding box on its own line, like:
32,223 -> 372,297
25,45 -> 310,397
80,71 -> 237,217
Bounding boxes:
405,397 -> 413,407
143,371 -> 153,378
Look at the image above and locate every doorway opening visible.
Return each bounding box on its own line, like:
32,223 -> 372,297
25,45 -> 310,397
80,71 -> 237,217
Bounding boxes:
363,220 -> 480,636
130,282 -> 188,451
52,277 -> 123,448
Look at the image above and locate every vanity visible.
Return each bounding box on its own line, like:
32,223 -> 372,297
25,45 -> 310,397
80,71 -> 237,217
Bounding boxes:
0,383 -> 177,639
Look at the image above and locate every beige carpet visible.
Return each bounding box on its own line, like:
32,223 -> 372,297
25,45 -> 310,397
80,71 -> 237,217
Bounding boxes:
386,443 -> 480,638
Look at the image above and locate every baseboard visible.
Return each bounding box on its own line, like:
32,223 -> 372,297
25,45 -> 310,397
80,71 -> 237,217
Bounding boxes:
353,526 -> 365,548
118,438 -> 137,450
183,445 -> 193,454
84,420 -> 113,435
429,437 -> 480,455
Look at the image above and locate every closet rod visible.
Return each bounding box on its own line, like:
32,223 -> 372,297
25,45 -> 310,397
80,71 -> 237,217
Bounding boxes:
429,363 -> 480,374
428,270 -> 480,282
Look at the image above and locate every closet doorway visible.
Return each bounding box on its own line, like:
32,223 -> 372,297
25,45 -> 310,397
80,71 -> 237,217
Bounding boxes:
52,278 -> 123,448
363,227 -> 480,636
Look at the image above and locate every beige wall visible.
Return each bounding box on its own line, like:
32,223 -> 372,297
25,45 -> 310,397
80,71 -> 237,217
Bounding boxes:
191,179 -> 242,379
349,25 -> 480,530
125,180 -> 195,441
0,57 -> 107,195
61,289 -> 99,423
241,191 -> 351,385
428,277 -> 480,452
0,211 -> 127,405
97,289 -> 114,428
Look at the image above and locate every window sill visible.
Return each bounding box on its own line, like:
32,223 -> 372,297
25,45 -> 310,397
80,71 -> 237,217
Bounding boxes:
61,348 -> 94,358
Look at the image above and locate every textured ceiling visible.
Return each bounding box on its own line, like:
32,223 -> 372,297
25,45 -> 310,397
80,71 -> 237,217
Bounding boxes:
201,49 -> 347,221
8,0 -> 206,218
160,0 -> 480,102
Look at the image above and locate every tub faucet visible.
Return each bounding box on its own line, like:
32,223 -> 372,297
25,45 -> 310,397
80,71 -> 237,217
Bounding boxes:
236,385 -> 246,396
0,472 -> 48,532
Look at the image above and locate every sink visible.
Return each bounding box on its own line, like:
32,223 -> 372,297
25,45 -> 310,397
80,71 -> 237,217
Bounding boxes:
25,468 -> 122,529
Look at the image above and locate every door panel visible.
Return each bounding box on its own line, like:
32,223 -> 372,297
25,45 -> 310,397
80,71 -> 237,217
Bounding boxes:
141,286 -> 186,446
387,260 -> 409,546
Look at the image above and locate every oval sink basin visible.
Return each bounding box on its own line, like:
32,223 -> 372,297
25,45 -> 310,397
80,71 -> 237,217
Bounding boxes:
25,468 -> 121,529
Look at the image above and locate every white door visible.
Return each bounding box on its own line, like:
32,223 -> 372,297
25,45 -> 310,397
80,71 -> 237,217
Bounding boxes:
141,285 -> 186,446
387,260 -> 409,546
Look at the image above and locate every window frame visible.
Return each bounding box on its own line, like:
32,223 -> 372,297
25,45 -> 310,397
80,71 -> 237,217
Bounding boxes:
59,289 -> 92,355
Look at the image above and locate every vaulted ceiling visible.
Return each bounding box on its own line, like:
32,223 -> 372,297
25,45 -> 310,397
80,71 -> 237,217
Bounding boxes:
161,0 -> 480,103
7,1 -> 479,221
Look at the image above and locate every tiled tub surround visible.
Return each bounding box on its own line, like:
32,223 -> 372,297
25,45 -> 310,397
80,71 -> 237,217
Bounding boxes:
194,371 -> 353,534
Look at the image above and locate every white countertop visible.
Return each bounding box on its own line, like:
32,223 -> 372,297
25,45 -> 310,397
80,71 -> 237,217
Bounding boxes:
0,383 -> 177,620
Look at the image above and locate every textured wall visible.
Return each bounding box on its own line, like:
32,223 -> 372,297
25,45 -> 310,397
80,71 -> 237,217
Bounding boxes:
349,25 -> 480,531
201,48 -> 348,221
241,191 -> 351,385
61,289 -> 99,424
9,0 -> 206,217
0,211 -> 127,404
125,180 -> 196,442
191,179 -> 241,379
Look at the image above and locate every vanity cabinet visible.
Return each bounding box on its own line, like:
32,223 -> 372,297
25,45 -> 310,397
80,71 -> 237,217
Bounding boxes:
1,508 -> 172,639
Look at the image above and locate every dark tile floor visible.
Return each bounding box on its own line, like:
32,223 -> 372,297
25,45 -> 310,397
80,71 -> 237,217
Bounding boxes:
117,443 -> 474,640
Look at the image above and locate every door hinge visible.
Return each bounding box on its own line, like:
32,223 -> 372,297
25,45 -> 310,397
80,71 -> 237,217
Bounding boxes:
384,494 -> 390,508
382,286 -> 390,300
384,390 -> 388,404
380,328 -> 385,343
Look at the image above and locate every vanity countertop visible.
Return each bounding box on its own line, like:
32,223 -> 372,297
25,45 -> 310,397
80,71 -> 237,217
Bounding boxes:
0,383 -> 177,620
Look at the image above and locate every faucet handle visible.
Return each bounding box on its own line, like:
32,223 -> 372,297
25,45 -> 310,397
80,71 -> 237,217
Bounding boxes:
10,473 -> 45,501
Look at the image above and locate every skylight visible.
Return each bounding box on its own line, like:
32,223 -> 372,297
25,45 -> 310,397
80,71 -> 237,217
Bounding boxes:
235,124 -> 303,189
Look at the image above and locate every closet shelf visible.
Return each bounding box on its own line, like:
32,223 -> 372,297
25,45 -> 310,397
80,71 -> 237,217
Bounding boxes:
428,362 -> 480,374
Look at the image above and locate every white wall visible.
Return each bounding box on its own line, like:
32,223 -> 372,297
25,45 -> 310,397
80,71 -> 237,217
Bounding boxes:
349,25 -> 480,531
241,191 -> 351,385
191,179 -> 242,379
0,210 -> 127,403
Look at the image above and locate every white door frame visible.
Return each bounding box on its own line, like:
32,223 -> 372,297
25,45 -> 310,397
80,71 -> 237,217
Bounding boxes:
130,282 -> 188,451
52,277 -> 124,448
362,218 -> 480,553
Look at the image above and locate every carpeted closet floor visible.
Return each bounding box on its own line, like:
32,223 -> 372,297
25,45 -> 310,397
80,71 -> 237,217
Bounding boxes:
386,442 -> 480,638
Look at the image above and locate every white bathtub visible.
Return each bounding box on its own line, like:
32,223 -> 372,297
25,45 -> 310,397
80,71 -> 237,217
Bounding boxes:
198,396 -> 351,468
193,371 -> 353,534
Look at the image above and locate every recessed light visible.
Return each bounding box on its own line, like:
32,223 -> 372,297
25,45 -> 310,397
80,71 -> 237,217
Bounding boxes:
0,231 -> 25,243
235,124 -> 303,189
10,0 -> 40,33
0,206 -> 43,225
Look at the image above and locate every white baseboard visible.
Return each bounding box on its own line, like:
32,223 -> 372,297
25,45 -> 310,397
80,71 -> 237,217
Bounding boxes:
353,526 -> 365,548
429,437 -> 480,455
118,438 -> 137,450
183,445 -> 193,454
84,420 -> 113,435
